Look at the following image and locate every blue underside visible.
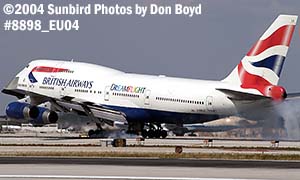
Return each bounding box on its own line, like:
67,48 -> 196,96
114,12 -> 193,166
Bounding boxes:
105,105 -> 220,124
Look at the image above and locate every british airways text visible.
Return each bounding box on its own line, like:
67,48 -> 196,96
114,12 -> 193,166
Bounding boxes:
42,77 -> 93,89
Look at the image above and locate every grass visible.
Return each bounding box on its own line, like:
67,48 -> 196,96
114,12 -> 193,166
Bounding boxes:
0,142 -> 300,160
1,143 -> 300,151
1,151 -> 300,161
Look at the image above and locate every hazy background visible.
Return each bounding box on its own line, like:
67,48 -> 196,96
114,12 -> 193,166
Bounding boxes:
1,0 -> 300,113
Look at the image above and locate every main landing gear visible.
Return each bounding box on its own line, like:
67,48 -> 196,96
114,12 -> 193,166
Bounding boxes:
142,123 -> 168,139
88,123 -> 105,137
87,121 -> 168,139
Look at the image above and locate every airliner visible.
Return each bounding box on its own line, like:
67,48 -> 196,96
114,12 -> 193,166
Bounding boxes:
2,15 -> 298,138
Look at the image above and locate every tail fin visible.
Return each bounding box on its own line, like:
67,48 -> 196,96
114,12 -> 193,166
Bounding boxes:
222,15 -> 297,97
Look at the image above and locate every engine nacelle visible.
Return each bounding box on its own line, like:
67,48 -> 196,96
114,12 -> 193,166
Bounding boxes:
6,102 -> 39,120
265,85 -> 287,101
6,102 -> 58,124
33,107 -> 58,124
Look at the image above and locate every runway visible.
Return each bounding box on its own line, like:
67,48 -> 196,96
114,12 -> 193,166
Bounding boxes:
0,134 -> 299,148
0,135 -> 299,179
1,157 -> 300,168
0,135 -> 299,159
0,157 -> 299,180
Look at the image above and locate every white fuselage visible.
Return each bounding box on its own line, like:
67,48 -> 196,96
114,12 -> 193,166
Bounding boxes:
13,60 -> 255,124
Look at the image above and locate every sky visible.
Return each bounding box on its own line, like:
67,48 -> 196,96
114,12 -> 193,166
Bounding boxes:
0,0 -> 300,113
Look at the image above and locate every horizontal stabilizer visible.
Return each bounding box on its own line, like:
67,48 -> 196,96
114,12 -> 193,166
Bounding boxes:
286,92 -> 300,99
216,88 -> 270,101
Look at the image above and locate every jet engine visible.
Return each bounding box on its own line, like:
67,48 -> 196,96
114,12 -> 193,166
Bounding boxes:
33,106 -> 58,124
5,102 -> 58,124
6,102 -> 39,120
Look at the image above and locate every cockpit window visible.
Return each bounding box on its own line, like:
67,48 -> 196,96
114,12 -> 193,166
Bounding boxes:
26,64 -> 29,68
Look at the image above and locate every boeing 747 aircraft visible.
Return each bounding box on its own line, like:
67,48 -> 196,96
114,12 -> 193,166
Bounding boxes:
2,15 -> 298,138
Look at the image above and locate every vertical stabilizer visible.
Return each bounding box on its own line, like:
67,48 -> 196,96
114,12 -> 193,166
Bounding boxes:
222,15 -> 297,99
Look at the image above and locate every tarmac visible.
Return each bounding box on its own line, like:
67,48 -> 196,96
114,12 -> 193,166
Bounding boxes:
0,157 -> 299,180
0,133 -> 299,179
0,134 -> 299,156
0,133 -> 299,147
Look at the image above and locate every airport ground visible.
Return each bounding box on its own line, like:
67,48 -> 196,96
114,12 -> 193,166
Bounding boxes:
0,157 -> 299,180
0,133 -> 300,158
0,133 -> 299,179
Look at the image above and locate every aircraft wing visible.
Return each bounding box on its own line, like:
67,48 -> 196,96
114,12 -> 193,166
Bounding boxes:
52,96 -> 127,125
2,85 -> 128,125
286,92 -> 300,100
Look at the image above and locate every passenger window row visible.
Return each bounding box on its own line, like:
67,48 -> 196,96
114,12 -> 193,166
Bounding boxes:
156,97 -> 204,105
75,89 -> 88,93
75,89 -> 101,94
112,92 -> 139,98
39,86 -> 54,90
18,84 -> 28,87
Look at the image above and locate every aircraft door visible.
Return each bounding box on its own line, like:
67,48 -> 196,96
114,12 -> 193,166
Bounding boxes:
104,86 -> 110,101
60,86 -> 67,97
144,89 -> 151,105
206,96 -> 214,112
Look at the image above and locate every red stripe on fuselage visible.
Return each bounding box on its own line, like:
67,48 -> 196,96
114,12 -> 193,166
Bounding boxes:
31,66 -> 68,73
247,25 -> 295,56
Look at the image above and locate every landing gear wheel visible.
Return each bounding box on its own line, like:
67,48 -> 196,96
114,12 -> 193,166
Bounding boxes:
161,130 -> 168,139
154,130 -> 161,138
88,128 -> 104,138
88,130 -> 95,137
127,122 -> 144,136
142,125 -> 168,139
94,129 -> 102,135
142,130 -> 148,138
148,130 -> 155,138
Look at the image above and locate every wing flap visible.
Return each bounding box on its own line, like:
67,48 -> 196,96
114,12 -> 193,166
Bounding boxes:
56,100 -> 127,123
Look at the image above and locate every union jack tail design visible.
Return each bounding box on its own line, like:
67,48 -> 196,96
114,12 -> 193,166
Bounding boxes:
223,15 -> 297,100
